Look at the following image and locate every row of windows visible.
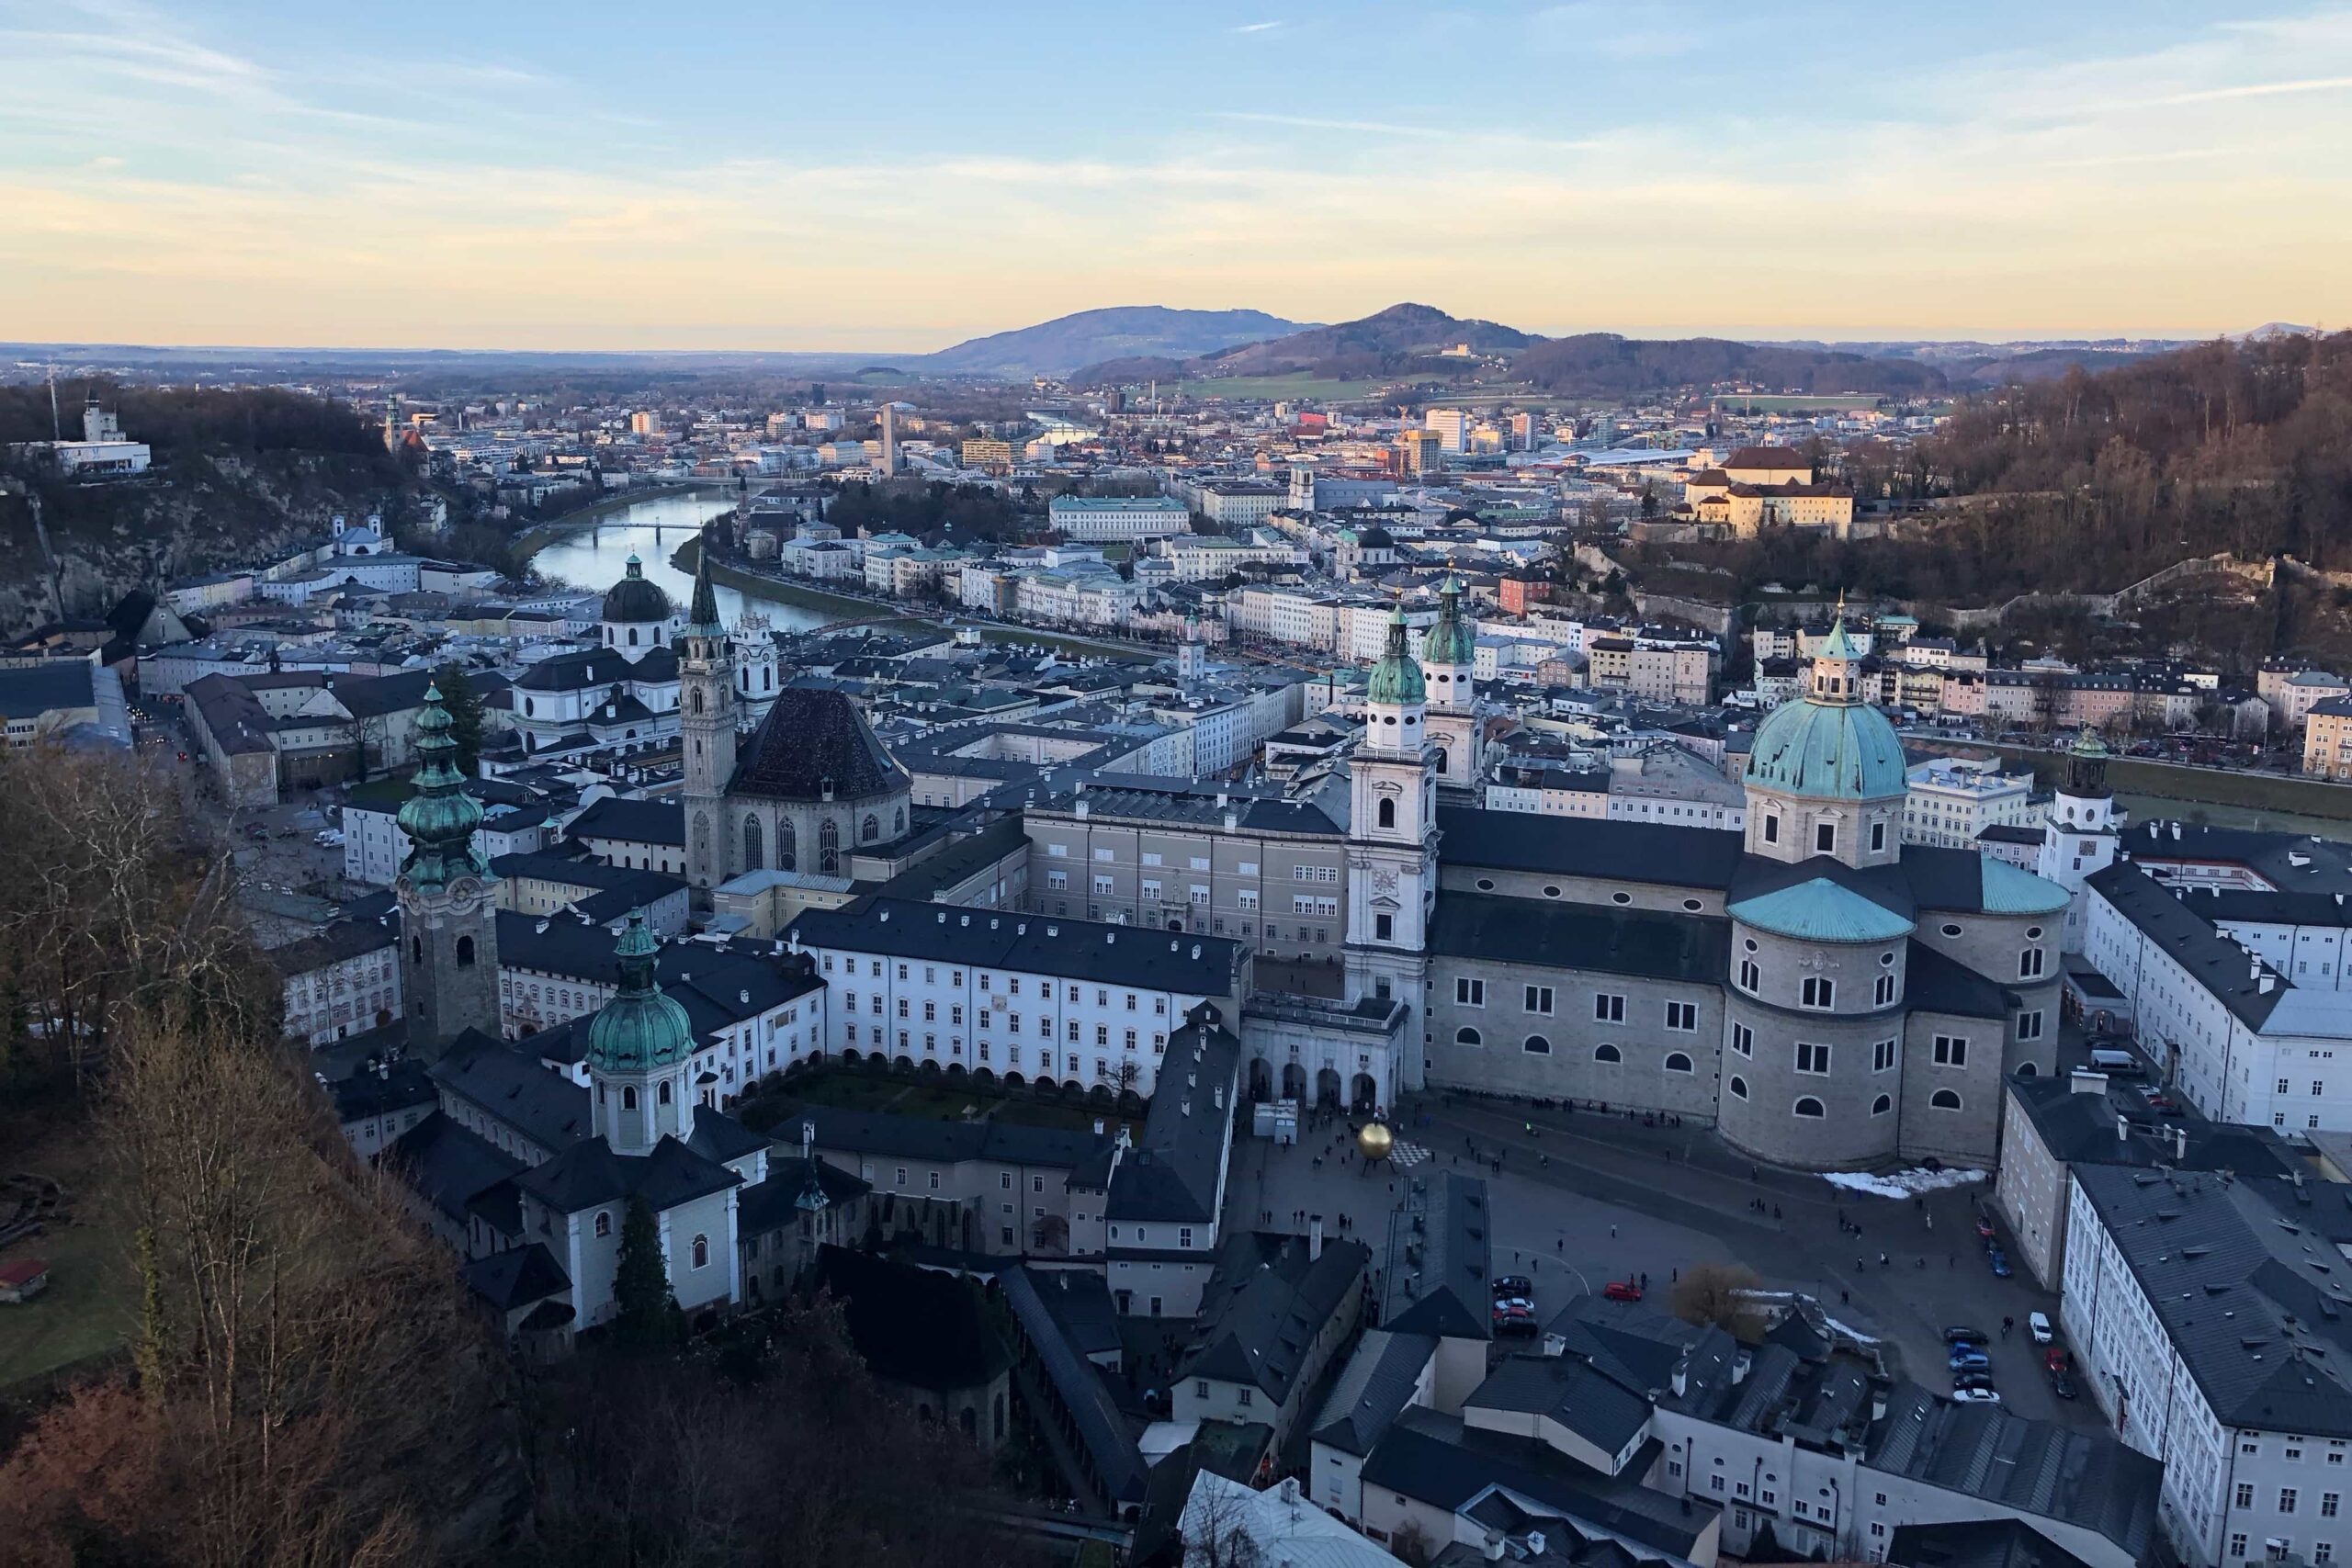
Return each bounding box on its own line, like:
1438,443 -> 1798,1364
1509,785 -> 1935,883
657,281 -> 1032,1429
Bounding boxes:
1724,1078 -> 1962,1114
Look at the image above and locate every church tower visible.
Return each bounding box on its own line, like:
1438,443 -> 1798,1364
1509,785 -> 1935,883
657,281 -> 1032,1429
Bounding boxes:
1346,607 -> 1438,1088
396,684 -> 499,1056
681,546 -> 737,897
1420,574 -> 1482,794
585,910 -> 697,1155
2038,726 -> 2121,953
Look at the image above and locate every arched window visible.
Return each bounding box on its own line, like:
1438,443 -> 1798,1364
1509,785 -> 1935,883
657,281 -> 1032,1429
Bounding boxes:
743,815 -> 763,872
2017,1062 -> 2038,1077
1931,1089 -> 1962,1111
1729,1076 -> 1748,1100
594,1211 -> 611,1237
1794,1097 -> 1826,1118
523,696 -> 535,717
819,818 -> 839,874
1871,1094 -> 1893,1115
763,667 -> 772,692
690,687 -> 704,716
1434,746 -> 1450,774
659,1079 -> 673,1104
894,806 -> 905,835
1455,1027 -> 1482,1046
777,817 -> 797,872
1522,1034 -> 1551,1055
456,935 -> 475,968
1377,798 -> 1396,829
411,935 -> 422,964
692,1234 -> 708,1269
623,1086 -> 639,1111
1593,1043 -> 1622,1064
628,626 -> 639,647
1665,1052 -> 1693,1074
861,813 -> 879,842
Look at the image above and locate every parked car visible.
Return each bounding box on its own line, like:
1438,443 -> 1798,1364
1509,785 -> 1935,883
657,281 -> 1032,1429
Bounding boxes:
1943,1325 -> 1990,1345
2028,1312 -> 2053,1344
1491,1302 -> 1536,1336
2044,1346 -> 2071,1373
1492,1276 -> 1535,1300
1986,1248 -> 2012,1279
2049,1371 -> 2080,1401
1602,1280 -> 1644,1303
1951,1372 -> 1996,1393
1950,1387 -> 2002,1404
1949,1349 -> 1992,1372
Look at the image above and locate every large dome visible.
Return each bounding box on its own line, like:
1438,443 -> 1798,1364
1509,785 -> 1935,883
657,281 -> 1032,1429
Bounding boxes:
586,911 -> 693,1072
1747,692 -> 1905,802
602,555 -> 673,624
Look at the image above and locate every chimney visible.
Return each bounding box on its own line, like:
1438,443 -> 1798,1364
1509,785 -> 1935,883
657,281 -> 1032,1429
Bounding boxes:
1092,1118 -> 1104,1135
1524,1532 -> 1546,1560
1309,1214 -> 1324,1260
2261,975 -> 2277,994
1482,1534 -> 1506,1563
2176,1126 -> 2189,1160
2070,1068 -> 2109,1095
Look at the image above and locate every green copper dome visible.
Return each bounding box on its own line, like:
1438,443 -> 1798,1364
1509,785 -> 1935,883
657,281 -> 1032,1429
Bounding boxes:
1747,618 -> 1905,802
586,910 -> 694,1073
396,683 -> 488,893
1365,606 -> 1427,705
1421,575 -> 1475,667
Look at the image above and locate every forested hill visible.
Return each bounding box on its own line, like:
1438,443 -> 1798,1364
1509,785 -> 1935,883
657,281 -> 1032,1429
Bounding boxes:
1517,334 -> 1945,397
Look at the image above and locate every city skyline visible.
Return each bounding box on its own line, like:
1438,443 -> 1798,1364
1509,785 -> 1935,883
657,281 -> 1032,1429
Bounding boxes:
4,0 -> 2351,350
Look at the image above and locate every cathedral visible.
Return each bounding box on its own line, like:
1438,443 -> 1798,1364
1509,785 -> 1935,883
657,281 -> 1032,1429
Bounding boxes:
678,551 -> 913,895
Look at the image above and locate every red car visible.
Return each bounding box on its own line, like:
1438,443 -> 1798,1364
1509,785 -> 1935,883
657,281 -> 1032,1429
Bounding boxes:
2045,1346 -> 2071,1373
1603,1280 -> 1644,1303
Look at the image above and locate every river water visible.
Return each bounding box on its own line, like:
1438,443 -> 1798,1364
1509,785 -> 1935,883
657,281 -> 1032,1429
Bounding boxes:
525,491 -> 849,635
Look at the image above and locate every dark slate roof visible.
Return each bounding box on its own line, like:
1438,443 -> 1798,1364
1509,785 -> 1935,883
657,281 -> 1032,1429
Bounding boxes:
1000,1264 -> 1149,1506
1883,1518 -> 2100,1568
1435,807 -> 1745,890
327,1059 -> 436,1123
1428,893 -> 1727,987
268,917 -> 397,976
2203,886 -> 2352,929
729,687 -> 910,803
1310,1329 -> 1441,1457
1467,1352 -> 1655,1457
512,1134 -> 742,1215
2073,1163 -> 2352,1438
1543,1294 -> 1713,1400
790,898 -> 1245,999
1109,1006 -> 1242,1225
1868,1380 -> 2163,1562
512,644 -> 676,692
2088,863 -> 2291,1030
1362,1408 -> 1710,1559
1180,1231 -> 1371,1404
875,816 -> 1033,902
737,1157 -> 871,1235
1379,1169 -> 1493,1341
459,1242 -> 571,1312
1904,940 -> 2017,1021
815,1246 -> 1012,1390
788,1102 -> 1114,1170
2006,1073 -> 2297,1176
428,1032 -> 593,1153
565,795 -> 685,848
379,1111 -> 523,1227
0,662 -> 96,717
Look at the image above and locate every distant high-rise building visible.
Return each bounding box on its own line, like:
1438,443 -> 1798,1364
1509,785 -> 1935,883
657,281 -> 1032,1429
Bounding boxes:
629,410 -> 661,437
1423,408 -> 1471,454
1398,428 -> 1442,475
879,402 -> 899,475
1509,412 -> 1536,450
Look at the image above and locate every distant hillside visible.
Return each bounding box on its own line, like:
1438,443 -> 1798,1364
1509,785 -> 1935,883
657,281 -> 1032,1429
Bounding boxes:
1515,334 -> 1945,397
922,307 -> 1310,377
1947,347 -> 2158,386
1190,302 -> 1534,380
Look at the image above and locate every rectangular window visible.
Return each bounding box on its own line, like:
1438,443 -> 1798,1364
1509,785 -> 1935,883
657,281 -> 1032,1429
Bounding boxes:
1092,874 -> 1114,895
1797,1041 -> 1831,1075
1046,870 -> 1068,891
1665,1001 -> 1696,1032
1738,959 -> 1760,992
1873,1038 -> 1897,1072
1524,986 -> 1554,1016
1375,913 -> 1394,941
2018,1010 -> 2043,1041
1870,820 -> 1887,852
1594,993 -> 1625,1023
1934,1034 -> 1967,1067
1815,822 -> 1836,853
2020,947 -> 2045,978
1801,976 -> 1834,1010
2286,1489 -> 2301,1514
1763,815 -> 1779,843
1732,1023 -> 1753,1057
1457,977 -> 1486,1007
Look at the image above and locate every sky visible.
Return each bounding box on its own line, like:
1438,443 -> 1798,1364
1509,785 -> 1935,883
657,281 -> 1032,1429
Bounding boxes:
3,0 -> 2350,352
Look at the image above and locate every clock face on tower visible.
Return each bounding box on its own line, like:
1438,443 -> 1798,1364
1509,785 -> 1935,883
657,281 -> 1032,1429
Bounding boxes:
446,876 -> 483,913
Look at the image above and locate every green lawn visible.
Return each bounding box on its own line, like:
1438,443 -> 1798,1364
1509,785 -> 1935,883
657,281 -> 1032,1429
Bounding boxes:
0,1123 -> 133,1392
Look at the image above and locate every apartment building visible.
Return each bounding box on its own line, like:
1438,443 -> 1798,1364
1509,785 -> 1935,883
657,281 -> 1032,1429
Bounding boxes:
1903,757 -> 2037,849
1049,495 -> 1191,543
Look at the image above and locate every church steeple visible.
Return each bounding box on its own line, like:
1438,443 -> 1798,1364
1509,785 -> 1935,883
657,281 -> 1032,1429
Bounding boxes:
681,539 -> 738,897
395,684 -> 499,1056
587,909 -> 698,1154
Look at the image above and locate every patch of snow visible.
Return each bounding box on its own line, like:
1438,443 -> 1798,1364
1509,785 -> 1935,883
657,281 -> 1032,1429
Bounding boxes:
1820,1166 -> 1986,1201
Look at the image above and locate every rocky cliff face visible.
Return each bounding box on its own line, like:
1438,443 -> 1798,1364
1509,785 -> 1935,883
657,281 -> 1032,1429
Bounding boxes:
0,451 -> 419,637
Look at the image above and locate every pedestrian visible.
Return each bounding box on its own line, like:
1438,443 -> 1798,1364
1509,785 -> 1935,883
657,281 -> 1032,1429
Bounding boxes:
1840,1289 -> 1849,1305
1640,1271 -> 1649,1291
1556,1236 -> 1564,1252
1878,1252 -> 1889,1268
1611,1224 -> 1617,1239
1773,1204 -> 1782,1221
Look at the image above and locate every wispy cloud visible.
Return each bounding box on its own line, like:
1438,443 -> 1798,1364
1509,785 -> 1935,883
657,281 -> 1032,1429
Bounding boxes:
1232,19 -> 1281,33
1211,109 -> 1603,153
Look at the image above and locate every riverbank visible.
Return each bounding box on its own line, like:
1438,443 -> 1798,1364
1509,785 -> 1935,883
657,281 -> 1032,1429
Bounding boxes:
669,536 -> 1161,662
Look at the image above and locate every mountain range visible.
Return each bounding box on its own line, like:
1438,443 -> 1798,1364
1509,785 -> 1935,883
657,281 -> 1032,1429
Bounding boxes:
918,306 -> 1314,377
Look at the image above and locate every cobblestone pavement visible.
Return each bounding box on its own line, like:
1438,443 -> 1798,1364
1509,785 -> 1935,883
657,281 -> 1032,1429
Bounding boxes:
1221,1095 -> 2098,1429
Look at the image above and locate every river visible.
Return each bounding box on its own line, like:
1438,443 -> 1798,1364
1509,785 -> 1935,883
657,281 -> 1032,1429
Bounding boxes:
525,491 -> 849,635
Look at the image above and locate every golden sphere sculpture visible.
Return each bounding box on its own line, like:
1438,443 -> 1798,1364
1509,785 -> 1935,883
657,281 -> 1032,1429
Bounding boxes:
1357,1122 -> 1395,1161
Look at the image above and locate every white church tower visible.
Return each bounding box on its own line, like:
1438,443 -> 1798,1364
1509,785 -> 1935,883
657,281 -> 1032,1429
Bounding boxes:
1345,607 -> 1438,1081
2037,727 -> 2121,953
1419,574 -> 1482,794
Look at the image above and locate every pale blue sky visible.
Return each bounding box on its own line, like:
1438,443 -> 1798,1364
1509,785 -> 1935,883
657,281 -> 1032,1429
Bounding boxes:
4,0 -> 2349,349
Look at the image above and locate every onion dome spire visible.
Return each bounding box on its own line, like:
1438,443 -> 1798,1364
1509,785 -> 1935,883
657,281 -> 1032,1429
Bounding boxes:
1366,603 -> 1427,705
396,683 -> 487,893
585,910 -> 694,1072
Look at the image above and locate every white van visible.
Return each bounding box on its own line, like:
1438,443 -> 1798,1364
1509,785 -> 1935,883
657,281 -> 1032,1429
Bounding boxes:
2088,1048 -> 2143,1077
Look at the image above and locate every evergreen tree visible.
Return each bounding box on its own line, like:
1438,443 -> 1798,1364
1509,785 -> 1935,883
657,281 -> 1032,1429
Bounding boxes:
612,1195 -> 681,1349
431,662 -> 485,777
